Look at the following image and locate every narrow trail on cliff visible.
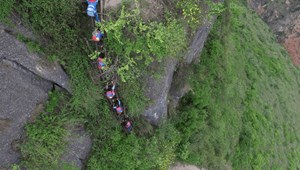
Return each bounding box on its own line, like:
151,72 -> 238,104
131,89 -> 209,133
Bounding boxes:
85,0 -> 133,134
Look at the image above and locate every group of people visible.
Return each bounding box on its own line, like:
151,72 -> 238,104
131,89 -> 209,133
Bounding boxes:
105,81 -> 133,132
86,0 -> 133,133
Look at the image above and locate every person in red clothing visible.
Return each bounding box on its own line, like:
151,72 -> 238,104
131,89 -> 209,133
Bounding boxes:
97,53 -> 107,70
121,117 -> 133,133
92,28 -> 104,42
113,98 -> 123,115
105,81 -> 116,99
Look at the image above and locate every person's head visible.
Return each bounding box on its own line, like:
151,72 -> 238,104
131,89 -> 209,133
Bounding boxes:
99,53 -> 105,59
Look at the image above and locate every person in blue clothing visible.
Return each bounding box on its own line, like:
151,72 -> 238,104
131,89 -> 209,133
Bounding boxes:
92,28 -> 104,42
86,0 -> 100,23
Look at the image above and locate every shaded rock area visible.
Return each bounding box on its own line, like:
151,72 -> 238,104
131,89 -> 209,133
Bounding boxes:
0,59 -> 52,168
185,18 -> 215,64
59,125 -> 92,170
143,19 -> 215,125
169,18 -> 216,108
247,0 -> 300,66
0,23 -> 71,93
0,20 -> 71,168
143,58 -> 178,125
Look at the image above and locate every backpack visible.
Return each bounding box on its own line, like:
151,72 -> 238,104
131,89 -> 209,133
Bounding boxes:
116,107 -> 123,113
87,4 -> 95,17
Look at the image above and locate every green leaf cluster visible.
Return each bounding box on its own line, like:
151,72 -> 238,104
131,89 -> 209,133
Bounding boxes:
21,91 -> 68,170
102,4 -> 187,82
176,0 -> 202,29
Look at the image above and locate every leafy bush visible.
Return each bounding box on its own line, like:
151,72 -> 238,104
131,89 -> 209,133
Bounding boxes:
87,121 -> 181,170
176,0 -> 202,29
102,4 -> 187,82
21,114 -> 68,169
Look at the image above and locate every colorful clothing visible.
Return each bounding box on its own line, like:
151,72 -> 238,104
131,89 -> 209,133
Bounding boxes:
106,91 -> 115,99
97,57 -> 106,69
92,29 -> 104,42
86,0 -> 100,22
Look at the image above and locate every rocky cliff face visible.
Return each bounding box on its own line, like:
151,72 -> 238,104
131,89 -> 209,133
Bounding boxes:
0,20 -> 71,168
247,0 -> 300,66
143,18 -> 215,125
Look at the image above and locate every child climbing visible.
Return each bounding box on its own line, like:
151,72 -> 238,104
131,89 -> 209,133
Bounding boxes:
105,81 -> 116,99
113,98 -> 123,115
92,28 -> 104,42
97,53 -> 108,70
86,0 -> 100,23
122,117 -> 133,133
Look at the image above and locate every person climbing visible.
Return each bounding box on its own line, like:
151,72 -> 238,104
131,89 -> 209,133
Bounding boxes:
92,28 -> 104,42
86,0 -> 100,23
113,98 -> 123,115
122,118 -> 133,133
105,81 -> 116,99
97,53 -> 107,70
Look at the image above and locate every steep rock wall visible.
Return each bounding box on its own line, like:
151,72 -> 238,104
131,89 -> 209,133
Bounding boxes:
0,21 -> 71,168
143,19 -> 215,125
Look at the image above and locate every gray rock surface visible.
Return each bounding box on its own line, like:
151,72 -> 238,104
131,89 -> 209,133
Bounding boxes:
0,59 -> 52,168
0,20 -> 71,168
143,20 -> 215,125
59,126 -> 92,170
143,58 -> 178,125
0,23 -> 71,93
184,18 -> 215,64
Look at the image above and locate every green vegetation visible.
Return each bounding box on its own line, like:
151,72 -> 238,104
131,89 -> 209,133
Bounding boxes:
176,0 -> 202,29
5,0 -> 299,169
21,91 -> 68,169
0,0 -> 15,21
13,0 -> 187,169
87,120 -> 180,170
101,3 -> 187,82
17,34 -> 43,53
173,1 -> 300,169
